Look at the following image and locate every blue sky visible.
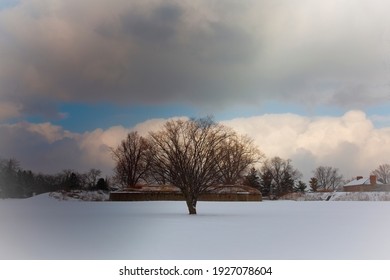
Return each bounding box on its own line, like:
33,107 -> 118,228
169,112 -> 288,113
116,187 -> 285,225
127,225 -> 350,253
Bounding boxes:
16,100 -> 347,133
21,101 -> 388,132
1,0 -> 390,179
55,102 -> 199,132
0,0 -> 18,10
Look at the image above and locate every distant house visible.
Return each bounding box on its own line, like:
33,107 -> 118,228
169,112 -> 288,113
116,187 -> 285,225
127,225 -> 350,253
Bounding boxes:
109,184 -> 262,201
343,175 -> 390,192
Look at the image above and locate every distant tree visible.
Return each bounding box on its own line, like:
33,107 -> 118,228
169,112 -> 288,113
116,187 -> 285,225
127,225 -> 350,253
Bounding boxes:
371,164 -> 390,184
57,169 -> 82,191
95,178 -> 109,191
111,131 -> 151,189
260,168 -> 273,197
217,135 -> 264,185
33,173 -> 58,194
281,170 -> 295,194
312,166 -> 343,191
294,181 -> 307,193
243,167 -> 261,189
0,158 -> 22,198
0,158 -> 44,197
84,168 -> 102,189
309,177 -> 319,192
0,157 -> 108,198
16,169 -> 35,197
68,172 -> 80,190
260,157 -> 301,197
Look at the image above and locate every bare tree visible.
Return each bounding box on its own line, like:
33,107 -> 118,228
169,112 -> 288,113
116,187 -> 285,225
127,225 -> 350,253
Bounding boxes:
261,157 -> 301,197
217,134 -> 264,185
84,168 -> 102,189
371,163 -> 390,184
312,166 -> 343,191
112,131 -> 151,188
148,117 -> 259,214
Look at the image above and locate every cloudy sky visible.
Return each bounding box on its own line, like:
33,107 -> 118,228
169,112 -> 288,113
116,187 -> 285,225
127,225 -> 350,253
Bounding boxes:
1,0 -> 390,182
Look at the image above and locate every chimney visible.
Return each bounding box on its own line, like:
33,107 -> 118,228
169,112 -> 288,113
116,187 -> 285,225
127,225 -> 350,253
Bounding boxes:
357,176 -> 363,180
370,175 -> 377,185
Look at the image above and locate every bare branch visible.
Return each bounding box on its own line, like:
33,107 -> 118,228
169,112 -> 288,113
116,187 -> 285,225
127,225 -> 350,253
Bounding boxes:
111,131 -> 151,188
148,117 -> 261,214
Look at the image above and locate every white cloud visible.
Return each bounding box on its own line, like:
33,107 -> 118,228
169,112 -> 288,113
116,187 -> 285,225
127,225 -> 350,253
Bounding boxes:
131,116 -> 188,136
223,110 -> 390,181
24,122 -> 75,143
78,126 -> 130,171
1,111 -> 390,181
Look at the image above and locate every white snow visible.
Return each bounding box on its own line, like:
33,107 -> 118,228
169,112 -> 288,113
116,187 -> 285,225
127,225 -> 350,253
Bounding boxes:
344,177 -> 383,186
1,193 -> 390,259
281,191 -> 390,201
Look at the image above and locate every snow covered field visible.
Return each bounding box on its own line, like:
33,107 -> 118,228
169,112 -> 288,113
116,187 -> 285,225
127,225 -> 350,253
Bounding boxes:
1,194 -> 390,260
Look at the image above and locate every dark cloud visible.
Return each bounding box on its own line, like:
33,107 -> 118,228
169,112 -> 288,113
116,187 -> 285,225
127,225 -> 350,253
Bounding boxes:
0,0 -> 259,113
0,124 -> 81,173
1,0 -> 390,121
121,3 -> 182,44
329,84 -> 390,108
0,123 -> 116,174
19,97 -> 65,120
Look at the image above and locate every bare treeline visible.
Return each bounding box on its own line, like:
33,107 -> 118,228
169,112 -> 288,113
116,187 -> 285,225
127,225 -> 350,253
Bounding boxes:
371,164 -> 390,184
0,158 -> 109,199
311,166 -> 343,191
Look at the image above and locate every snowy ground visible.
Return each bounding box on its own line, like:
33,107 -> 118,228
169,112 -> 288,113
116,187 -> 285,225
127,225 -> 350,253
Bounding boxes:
1,193 -> 390,260
280,191 -> 390,201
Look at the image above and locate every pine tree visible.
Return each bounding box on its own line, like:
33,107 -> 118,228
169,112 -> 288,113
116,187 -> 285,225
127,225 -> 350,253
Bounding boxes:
96,178 -> 109,191
309,177 -> 319,192
260,169 -> 273,197
281,171 -> 294,195
294,181 -> 307,193
244,167 -> 261,189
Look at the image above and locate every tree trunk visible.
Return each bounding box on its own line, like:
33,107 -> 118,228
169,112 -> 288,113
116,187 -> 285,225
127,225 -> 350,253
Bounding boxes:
185,196 -> 197,215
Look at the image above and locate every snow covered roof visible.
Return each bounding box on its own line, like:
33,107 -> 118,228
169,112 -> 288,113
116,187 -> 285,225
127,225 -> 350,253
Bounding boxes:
125,184 -> 261,194
344,177 -> 383,187
208,185 -> 261,194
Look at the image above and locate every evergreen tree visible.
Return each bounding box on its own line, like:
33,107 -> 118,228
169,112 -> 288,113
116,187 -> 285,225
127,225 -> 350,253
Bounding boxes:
294,181 -> 307,193
96,178 -> 109,191
309,177 -> 319,192
244,167 -> 261,189
0,159 -> 22,198
281,171 -> 294,195
260,169 -> 273,197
